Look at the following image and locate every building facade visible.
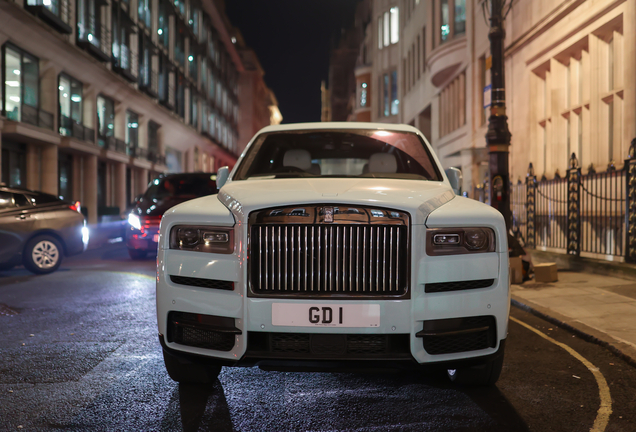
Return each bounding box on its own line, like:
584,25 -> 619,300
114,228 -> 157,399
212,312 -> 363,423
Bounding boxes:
0,0 -> 277,225
340,0 -> 636,200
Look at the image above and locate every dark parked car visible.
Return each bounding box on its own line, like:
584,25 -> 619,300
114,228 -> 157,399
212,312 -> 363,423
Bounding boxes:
0,186 -> 88,274
125,173 -> 218,259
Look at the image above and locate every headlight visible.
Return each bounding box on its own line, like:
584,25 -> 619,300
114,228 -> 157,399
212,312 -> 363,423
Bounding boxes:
128,213 -> 142,230
426,228 -> 495,255
169,225 -> 234,254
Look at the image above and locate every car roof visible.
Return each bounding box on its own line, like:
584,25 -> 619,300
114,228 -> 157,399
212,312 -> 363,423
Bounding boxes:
256,122 -> 422,135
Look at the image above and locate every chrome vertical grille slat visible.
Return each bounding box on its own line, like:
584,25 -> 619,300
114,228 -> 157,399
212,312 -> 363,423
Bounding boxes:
249,206 -> 409,298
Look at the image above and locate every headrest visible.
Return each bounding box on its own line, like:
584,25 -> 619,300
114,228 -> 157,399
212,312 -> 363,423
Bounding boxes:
283,149 -> 312,170
368,153 -> 397,173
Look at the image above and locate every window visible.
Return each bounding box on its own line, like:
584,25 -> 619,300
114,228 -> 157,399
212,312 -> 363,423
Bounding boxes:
158,0 -> 170,47
454,0 -> 466,35
77,0 -> 107,53
176,74 -> 185,118
173,0 -> 185,16
175,26 -> 186,67
1,142 -> 27,187
190,91 -> 198,128
2,45 -> 39,122
97,95 -> 114,146
390,7 -> 399,44
0,192 -> 15,210
111,5 -> 135,73
148,121 -> 160,154
126,110 -> 139,150
189,53 -> 197,81
436,0 -> 465,45
391,70 -> 399,115
440,0 -> 449,42
58,152 -> 73,201
378,16 -> 383,49
138,0 -> 151,28
58,74 -> 83,136
383,74 -> 389,117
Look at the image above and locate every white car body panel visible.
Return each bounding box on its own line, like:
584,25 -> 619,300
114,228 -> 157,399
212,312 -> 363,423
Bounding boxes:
156,122 -> 510,369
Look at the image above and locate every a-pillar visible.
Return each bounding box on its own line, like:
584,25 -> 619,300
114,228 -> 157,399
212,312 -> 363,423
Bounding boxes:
136,168 -> 149,196
114,162 -> 127,215
41,145 -> 58,196
84,155 -> 98,225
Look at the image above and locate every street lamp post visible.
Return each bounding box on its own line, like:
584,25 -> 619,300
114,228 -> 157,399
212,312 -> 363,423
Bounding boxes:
484,0 -> 512,231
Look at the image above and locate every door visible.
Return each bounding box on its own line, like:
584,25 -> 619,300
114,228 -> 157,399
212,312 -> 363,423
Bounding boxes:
0,192 -> 35,263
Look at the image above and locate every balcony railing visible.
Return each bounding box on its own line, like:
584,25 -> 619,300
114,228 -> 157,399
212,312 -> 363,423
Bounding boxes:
84,127 -> 95,143
25,0 -> 72,34
77,15 -> 111,62
131,146 -> 148,160
20,104 -> 54,130
140,69 -> 159,98
115,139 -> 128,154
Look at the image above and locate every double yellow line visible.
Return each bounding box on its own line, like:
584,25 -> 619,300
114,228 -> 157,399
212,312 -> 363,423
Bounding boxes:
511,316 -> 612,432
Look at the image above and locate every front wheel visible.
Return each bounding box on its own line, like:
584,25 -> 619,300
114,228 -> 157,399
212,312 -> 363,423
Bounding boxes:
447,353 -> 505,387
162,350 -> 222,384
23,235 -> 63,274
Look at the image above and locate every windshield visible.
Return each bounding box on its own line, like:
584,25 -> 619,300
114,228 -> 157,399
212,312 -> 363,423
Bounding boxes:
144,174 -> 217,200
233,130 -> 442,181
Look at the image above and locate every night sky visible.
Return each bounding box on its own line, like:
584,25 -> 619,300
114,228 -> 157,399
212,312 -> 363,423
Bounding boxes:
225,0 -> 360,124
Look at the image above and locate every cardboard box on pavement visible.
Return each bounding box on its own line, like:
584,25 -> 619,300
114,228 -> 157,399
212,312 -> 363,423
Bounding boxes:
534,262 -> 558,282
510,256 -> 523,284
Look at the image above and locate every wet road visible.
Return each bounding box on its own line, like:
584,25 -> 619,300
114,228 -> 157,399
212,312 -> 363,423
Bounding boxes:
1,243 -> 635,431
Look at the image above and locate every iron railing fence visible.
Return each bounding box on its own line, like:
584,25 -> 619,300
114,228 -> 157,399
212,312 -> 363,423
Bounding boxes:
507,145 -> 636,262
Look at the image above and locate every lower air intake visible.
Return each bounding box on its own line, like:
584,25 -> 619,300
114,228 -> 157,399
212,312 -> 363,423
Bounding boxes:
418,316 -> 497,355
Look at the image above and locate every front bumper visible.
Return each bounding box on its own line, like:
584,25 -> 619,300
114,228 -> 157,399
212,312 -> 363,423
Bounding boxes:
156,240 -> 510,366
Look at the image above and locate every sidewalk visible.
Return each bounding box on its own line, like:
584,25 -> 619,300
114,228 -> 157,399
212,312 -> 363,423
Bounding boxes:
511,269 -> 636,366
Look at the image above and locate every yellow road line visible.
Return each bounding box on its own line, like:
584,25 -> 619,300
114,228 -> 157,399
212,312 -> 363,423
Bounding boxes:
510,316 -> 612,432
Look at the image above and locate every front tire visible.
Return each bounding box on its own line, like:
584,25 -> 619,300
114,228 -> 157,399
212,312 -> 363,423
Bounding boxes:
162,349 -> 222,384
447,353 -> 505,387
23,235 -> 63,275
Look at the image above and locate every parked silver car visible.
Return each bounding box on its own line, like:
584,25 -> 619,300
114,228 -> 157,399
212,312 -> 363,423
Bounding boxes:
0,186 -> 88,274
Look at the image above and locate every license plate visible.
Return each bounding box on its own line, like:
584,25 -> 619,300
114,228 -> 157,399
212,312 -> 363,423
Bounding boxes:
272,303 -> 380,328
153,234 -> 160,243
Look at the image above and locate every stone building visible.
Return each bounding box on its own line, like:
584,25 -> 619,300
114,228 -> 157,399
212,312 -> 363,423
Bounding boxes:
0,0 -> 278,224
340,0 -> 636,196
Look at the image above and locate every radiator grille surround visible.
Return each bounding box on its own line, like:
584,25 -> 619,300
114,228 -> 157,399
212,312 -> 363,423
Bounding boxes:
248,205 -> 410,299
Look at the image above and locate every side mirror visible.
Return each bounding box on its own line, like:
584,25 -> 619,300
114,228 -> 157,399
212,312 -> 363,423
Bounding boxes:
445,167 -> 463,195
216,166 -> 230,189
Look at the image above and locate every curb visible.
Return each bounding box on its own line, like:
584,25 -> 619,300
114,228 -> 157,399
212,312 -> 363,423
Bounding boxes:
511,298 -> 636,369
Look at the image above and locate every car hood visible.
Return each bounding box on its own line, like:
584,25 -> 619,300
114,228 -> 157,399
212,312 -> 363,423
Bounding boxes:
218,178 -> 455,225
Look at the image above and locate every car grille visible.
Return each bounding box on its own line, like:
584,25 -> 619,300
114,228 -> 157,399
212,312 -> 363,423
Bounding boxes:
248,206 -> 409,298
418,316 -> 497,355
424,279 -> 495,293
245,332 -> 411,359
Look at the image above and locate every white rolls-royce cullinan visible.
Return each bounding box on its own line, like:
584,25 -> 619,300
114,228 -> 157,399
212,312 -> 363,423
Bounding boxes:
156,122 -> 510,386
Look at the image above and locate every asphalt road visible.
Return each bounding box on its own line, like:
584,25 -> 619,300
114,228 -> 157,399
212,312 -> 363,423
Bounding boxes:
1,242 -> 635,432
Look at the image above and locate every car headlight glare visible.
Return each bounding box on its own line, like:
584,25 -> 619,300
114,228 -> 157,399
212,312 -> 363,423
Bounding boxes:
427,228 -> 495,255
128,213 -> 142,230
170,225 -> 234,254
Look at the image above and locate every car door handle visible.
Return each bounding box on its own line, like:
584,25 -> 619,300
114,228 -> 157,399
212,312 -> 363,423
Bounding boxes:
16,214 -> 30,220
